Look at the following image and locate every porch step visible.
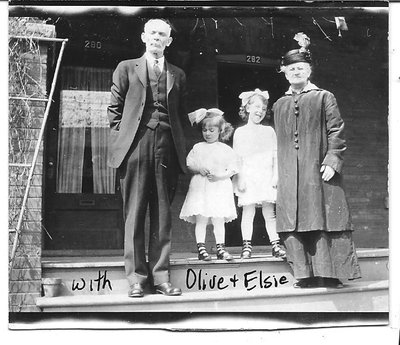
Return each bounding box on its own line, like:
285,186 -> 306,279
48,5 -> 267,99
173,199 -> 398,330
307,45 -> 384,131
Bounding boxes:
41,248 -> 389,297
36,279 -> 388,312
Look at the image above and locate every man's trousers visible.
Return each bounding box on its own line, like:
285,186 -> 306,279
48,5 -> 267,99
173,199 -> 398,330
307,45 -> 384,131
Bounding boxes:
119,124 -> 179,287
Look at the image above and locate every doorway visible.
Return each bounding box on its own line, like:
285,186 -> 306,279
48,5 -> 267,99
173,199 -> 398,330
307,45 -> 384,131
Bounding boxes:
217,59 -> 287,246
42,16 -> 142,254
44,66 -> 124,253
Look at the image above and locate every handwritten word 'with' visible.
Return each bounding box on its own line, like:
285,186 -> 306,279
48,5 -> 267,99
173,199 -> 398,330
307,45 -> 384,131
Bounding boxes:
72,270 -> 112,292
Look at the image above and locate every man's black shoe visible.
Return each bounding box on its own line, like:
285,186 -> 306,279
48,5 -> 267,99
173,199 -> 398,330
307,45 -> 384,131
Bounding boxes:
128,283 -> 144,297
155,282 -> 182,296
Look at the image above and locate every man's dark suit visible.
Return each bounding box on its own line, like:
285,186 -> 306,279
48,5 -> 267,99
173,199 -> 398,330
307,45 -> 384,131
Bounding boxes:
107,54 -> 187,287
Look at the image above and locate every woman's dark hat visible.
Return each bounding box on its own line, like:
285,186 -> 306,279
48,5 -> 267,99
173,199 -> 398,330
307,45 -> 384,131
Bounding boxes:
282,49 -> 312,66
281,33 -> 312,66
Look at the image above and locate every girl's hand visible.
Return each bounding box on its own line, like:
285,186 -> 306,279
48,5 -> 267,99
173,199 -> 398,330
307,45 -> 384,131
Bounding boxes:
199,167 -> 210,176
207,172 -> 231,182
206,173 -> 220,182
320,165 -> 335,181
207,169 -> 235,182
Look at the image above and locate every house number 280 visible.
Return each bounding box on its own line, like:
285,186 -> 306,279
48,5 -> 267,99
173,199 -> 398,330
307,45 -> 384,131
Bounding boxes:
84,40 -> 102,49
246,55 -> 261,64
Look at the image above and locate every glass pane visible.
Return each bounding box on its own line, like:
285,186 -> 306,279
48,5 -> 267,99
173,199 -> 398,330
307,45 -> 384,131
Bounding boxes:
56,126 -> 85,193
56,87 -> 116,194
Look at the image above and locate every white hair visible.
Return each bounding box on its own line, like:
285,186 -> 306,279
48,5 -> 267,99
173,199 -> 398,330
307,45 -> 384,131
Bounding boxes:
144,19 -> 171,36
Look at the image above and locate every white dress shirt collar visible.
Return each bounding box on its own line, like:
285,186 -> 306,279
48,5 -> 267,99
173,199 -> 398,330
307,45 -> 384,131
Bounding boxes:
145,53 -> 165,73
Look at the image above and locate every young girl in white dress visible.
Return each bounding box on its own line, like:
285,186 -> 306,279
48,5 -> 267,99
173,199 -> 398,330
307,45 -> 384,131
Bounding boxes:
232,89 -> 286,259
180,108 -> 239,261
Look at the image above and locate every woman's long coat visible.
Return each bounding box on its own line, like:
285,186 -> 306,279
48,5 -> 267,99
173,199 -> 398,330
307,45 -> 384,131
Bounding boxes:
272,83 -> 353,233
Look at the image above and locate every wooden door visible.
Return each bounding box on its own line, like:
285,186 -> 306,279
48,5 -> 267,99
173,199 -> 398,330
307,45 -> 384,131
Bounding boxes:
44,66 -> 123,253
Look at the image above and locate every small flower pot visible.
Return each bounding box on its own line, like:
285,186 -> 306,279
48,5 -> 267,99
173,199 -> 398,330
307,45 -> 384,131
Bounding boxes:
42,278 -> 62,297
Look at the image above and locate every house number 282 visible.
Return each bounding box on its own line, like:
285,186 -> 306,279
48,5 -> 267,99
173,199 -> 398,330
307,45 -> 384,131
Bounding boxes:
84,40 -> 102,49
246,55 -> 261,64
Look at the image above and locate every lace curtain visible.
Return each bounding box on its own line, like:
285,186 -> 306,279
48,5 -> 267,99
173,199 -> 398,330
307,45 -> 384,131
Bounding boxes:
56,66 -> 116,194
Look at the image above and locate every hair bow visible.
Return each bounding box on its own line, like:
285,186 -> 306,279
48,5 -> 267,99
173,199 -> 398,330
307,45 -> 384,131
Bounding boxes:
238,88 -> 270,107
188,108 -> 224,126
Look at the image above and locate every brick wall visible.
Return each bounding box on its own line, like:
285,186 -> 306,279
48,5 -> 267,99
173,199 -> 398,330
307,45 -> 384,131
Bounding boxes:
313,39 -> 388,248
9,19 -> 55,312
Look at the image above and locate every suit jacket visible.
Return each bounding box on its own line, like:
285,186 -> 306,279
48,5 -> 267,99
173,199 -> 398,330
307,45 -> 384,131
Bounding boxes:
107,54 -> 188,171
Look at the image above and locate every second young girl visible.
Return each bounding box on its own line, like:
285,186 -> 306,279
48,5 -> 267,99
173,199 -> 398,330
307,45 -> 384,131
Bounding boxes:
179,108 -> 239,261
233,89 -> 286,259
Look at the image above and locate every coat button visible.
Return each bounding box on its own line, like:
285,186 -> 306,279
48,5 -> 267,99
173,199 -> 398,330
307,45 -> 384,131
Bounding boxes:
294,99 -> 298,104
294,138 -> 299,143
295,105 -> 299,110
294,131 -> 298,136
294,111 -> 299,116
295,144 -> 299,149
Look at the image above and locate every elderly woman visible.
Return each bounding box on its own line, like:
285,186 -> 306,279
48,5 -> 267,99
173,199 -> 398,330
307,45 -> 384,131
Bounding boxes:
272,33 -> 361,288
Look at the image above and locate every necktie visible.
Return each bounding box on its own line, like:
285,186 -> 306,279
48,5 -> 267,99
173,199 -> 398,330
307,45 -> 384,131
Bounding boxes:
153,59 -> 161,77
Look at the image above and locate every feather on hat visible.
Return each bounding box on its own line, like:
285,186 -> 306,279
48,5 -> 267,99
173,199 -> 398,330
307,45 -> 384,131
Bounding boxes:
281,32 -> 312,66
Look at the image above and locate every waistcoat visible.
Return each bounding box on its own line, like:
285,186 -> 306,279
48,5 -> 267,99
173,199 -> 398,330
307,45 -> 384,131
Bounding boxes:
142,61 -> 169,129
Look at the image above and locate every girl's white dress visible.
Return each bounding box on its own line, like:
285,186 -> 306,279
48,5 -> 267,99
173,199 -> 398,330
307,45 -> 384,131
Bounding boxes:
179,142 -> 238,224
233,124 -> 277,206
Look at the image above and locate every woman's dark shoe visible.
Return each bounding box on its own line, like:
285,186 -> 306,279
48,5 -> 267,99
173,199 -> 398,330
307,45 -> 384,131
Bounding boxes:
197,243 -> 212,261
241,240 -> 252,259
216,243 -> 234,261
128,282 -> 145,297
323,278 -> 344,288
271,242 -> 287,260
155,282 -> 182,296
293,278 -> 314,288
